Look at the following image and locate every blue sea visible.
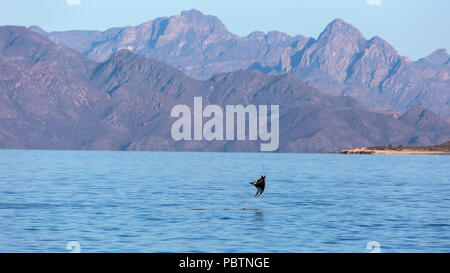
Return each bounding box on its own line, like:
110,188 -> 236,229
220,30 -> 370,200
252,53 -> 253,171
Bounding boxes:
0,150 -> 449,253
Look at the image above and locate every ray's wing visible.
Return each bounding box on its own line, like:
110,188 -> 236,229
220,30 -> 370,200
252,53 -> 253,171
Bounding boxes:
250,177 -> 266,197
259,180 -> 265,191
254,178 -> 264,186
255,187 -> 264,197
255,180 -> 265,197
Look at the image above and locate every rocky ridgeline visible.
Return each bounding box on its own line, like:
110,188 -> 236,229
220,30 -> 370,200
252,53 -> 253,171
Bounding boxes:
30,9 -> 450,116
1,26 -> 450,152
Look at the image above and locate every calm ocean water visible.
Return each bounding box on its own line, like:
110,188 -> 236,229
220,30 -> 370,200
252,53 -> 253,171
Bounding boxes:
0,150 -> 449,252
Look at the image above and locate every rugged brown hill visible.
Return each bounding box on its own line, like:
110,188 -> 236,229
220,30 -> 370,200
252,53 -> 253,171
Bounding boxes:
30,9 -> 306,80
30,10 -> 450,116
1,26 -> 449,152
0,26 -> 104,149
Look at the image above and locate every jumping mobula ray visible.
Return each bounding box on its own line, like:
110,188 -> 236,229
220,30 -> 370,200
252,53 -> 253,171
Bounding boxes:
249,175 -> 266,197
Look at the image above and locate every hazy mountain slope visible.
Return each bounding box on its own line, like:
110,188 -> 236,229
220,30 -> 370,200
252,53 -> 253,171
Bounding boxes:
33,10 -> 307,80
286,19 -> 450,116
1,27 -> 449,152
31,10 -> 450,116
0,26 -> 106,149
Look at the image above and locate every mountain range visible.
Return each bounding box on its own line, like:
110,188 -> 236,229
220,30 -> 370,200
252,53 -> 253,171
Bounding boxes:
30,9 -> 450,116
1,25 -> 449,152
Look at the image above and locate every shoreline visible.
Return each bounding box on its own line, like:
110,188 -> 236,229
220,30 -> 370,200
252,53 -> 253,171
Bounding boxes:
0,146 -> 449,155
341,148 -> 450,155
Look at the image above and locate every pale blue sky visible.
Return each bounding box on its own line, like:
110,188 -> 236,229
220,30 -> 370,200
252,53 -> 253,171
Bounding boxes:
0,0 -> 448,60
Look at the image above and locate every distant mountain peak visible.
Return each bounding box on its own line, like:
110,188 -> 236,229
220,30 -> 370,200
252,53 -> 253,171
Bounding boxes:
0,26 -> 81,65
28,25 -> 47,36
418,48 -> 450,65
368,36 -> 391,46
366,36 -> 398,55
399,105 -> 436,122
180,9 -> 204,18
151,9 -> 233,43
172,9 -> 228,30
105,49 -> 143,64
316,18 -> 365,46
323,18 -> 362,35
105,49 -> 166,69
328,18 -> 348,27
111,48 -> 135,58
407,105 -> 427,113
